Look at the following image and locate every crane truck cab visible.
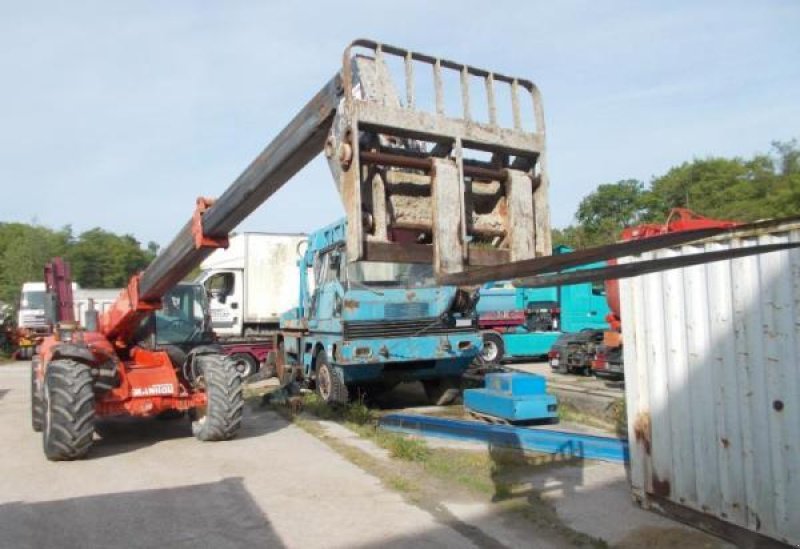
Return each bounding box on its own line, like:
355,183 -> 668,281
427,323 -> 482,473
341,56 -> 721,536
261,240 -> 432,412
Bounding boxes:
275,218 -> 482,405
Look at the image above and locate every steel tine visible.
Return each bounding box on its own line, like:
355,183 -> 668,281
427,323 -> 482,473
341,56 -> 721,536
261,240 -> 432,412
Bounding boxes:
438,215 -> 800,286
509,242 -> 800,288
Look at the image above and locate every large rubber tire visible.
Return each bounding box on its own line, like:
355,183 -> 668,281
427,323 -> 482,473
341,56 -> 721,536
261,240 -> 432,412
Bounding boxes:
422,377 -> 462,406
191,355 -> 244,441
31,358 -> 44,432
42,359 -> 95,461
477,332 -> 505,367
315,351 -> 348,405
228,352 -> 259,379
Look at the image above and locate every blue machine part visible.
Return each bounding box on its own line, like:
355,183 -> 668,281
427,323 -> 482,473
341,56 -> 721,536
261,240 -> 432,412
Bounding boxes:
280,217 -> 481,388
378,413 -> 629,463
464,372 -> 558,422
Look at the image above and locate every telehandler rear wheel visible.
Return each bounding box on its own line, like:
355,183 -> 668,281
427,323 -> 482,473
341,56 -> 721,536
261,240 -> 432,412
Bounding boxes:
42,359 -> 95,461
191,355 -> 244,441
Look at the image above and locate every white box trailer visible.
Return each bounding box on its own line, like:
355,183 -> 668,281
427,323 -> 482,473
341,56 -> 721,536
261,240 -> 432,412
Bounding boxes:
196,232 -> 306,339
620,219 -> 799,547
73,288 -> 120,326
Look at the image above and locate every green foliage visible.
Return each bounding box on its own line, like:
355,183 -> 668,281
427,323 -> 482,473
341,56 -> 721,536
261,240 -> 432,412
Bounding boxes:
558,139 -> 800,248
0,223 -> 156,305
66,228 -> 155,288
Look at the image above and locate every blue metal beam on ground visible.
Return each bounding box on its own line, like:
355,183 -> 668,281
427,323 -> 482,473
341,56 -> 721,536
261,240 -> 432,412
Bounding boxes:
378,413 -> 629,464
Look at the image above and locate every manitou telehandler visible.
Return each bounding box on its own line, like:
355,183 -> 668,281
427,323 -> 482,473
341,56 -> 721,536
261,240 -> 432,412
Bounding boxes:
31,39 -> 798,460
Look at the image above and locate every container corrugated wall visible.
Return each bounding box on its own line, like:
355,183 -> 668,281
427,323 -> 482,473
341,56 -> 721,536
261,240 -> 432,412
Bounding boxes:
620,220 -> 799,547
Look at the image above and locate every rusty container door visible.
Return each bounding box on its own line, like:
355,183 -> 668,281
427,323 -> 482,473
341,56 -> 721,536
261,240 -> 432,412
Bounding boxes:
620,220 -> 800,547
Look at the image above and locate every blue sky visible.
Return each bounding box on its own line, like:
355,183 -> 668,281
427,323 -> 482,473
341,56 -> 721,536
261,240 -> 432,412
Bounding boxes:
0,1 -> 798,248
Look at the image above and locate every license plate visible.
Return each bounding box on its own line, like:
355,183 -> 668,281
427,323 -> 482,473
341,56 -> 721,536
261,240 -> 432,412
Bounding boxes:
455,318 -> 472,327
550,359 -> 560,366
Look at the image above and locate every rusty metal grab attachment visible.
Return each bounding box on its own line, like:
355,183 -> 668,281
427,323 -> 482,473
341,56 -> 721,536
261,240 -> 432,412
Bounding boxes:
169,38 -> 795,290
325,39 -> 551,277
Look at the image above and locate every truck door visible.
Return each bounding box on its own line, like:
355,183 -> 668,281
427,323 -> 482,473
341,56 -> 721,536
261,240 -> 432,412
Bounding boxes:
202,270 -> 244,337
559,280 -> 608,332
307,249 -> 344,330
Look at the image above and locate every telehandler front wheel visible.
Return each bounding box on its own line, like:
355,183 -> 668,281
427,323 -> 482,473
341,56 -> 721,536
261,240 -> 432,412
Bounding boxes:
42,359 -> 96,461
191,355 -> 244,441
31,357 -> 44,432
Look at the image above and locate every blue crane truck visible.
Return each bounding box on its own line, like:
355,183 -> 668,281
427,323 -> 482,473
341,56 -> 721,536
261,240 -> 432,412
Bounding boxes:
274,219 -> 482,405
473,246 -> 610,369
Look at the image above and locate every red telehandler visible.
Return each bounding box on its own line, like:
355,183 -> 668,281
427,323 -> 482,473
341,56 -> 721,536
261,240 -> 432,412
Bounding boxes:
30,39 -> 799,461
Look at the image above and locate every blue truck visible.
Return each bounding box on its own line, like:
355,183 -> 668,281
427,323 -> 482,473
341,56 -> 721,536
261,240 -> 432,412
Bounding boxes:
473,246 -> 610,368
275,219 -> 482,405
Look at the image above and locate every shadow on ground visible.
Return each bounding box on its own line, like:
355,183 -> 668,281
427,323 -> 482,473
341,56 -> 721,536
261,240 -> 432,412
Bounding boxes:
0,477 -> 284,549
90,405 -> 285,459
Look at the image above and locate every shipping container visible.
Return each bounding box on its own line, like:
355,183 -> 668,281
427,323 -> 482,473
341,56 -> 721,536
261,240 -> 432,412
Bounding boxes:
620,219 -> 799,547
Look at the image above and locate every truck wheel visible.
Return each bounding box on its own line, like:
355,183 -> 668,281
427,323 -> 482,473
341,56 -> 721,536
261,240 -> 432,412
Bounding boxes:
315,351 -> 348,405
228,352 -> 258,379
422,377 -> 461,406
477,332 -> 505,367
31,358 -> 44,432
42,359 -> 95,461
191,355 -> 244,441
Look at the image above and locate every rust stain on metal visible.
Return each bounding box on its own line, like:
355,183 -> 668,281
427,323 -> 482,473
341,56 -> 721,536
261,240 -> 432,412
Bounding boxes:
406,291 -> 417,300
651,472 -> 671,498
343,299 -> 359,311
633,411 -> 652,455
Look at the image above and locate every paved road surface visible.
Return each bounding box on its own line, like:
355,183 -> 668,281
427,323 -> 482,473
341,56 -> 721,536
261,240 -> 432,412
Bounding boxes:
0,362 -> 481,549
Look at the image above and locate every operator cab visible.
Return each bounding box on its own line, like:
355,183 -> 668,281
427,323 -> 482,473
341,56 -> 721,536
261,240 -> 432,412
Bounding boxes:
134,283 -> 215,352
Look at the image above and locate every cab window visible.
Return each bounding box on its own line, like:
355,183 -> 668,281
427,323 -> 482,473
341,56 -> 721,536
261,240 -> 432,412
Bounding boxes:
205,272 -> 235,297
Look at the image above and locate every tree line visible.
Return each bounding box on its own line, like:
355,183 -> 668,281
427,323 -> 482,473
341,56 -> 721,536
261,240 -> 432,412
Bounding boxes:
553,139 -> 800,249
0,225 -> 158,305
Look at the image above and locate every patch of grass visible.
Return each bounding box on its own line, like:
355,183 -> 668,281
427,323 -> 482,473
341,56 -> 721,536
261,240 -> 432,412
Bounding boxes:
386,475 -> 418,494
296,393 -> 376,424
558,401 -> 616,432
610,397 -> 627,436
424,449 -> 495,494
272,393 -> 609,548
378,431 -> 431,461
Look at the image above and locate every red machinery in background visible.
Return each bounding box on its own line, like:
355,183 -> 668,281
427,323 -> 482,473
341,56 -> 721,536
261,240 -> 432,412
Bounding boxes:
590,209 -> 738,378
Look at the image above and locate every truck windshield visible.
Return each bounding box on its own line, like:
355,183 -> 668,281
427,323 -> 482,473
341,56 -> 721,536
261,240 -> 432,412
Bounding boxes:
154,285 -> 211,344
21,291 -> 46,309
347,261 -> 436,288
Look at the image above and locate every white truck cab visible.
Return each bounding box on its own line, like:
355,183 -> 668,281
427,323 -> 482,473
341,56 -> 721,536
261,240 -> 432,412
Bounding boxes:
18,282 -> 50,333
196,233 -> 306,339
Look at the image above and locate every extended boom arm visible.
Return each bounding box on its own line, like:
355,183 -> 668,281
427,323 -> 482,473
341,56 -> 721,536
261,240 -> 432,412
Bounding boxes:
100,38 -> 800,346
